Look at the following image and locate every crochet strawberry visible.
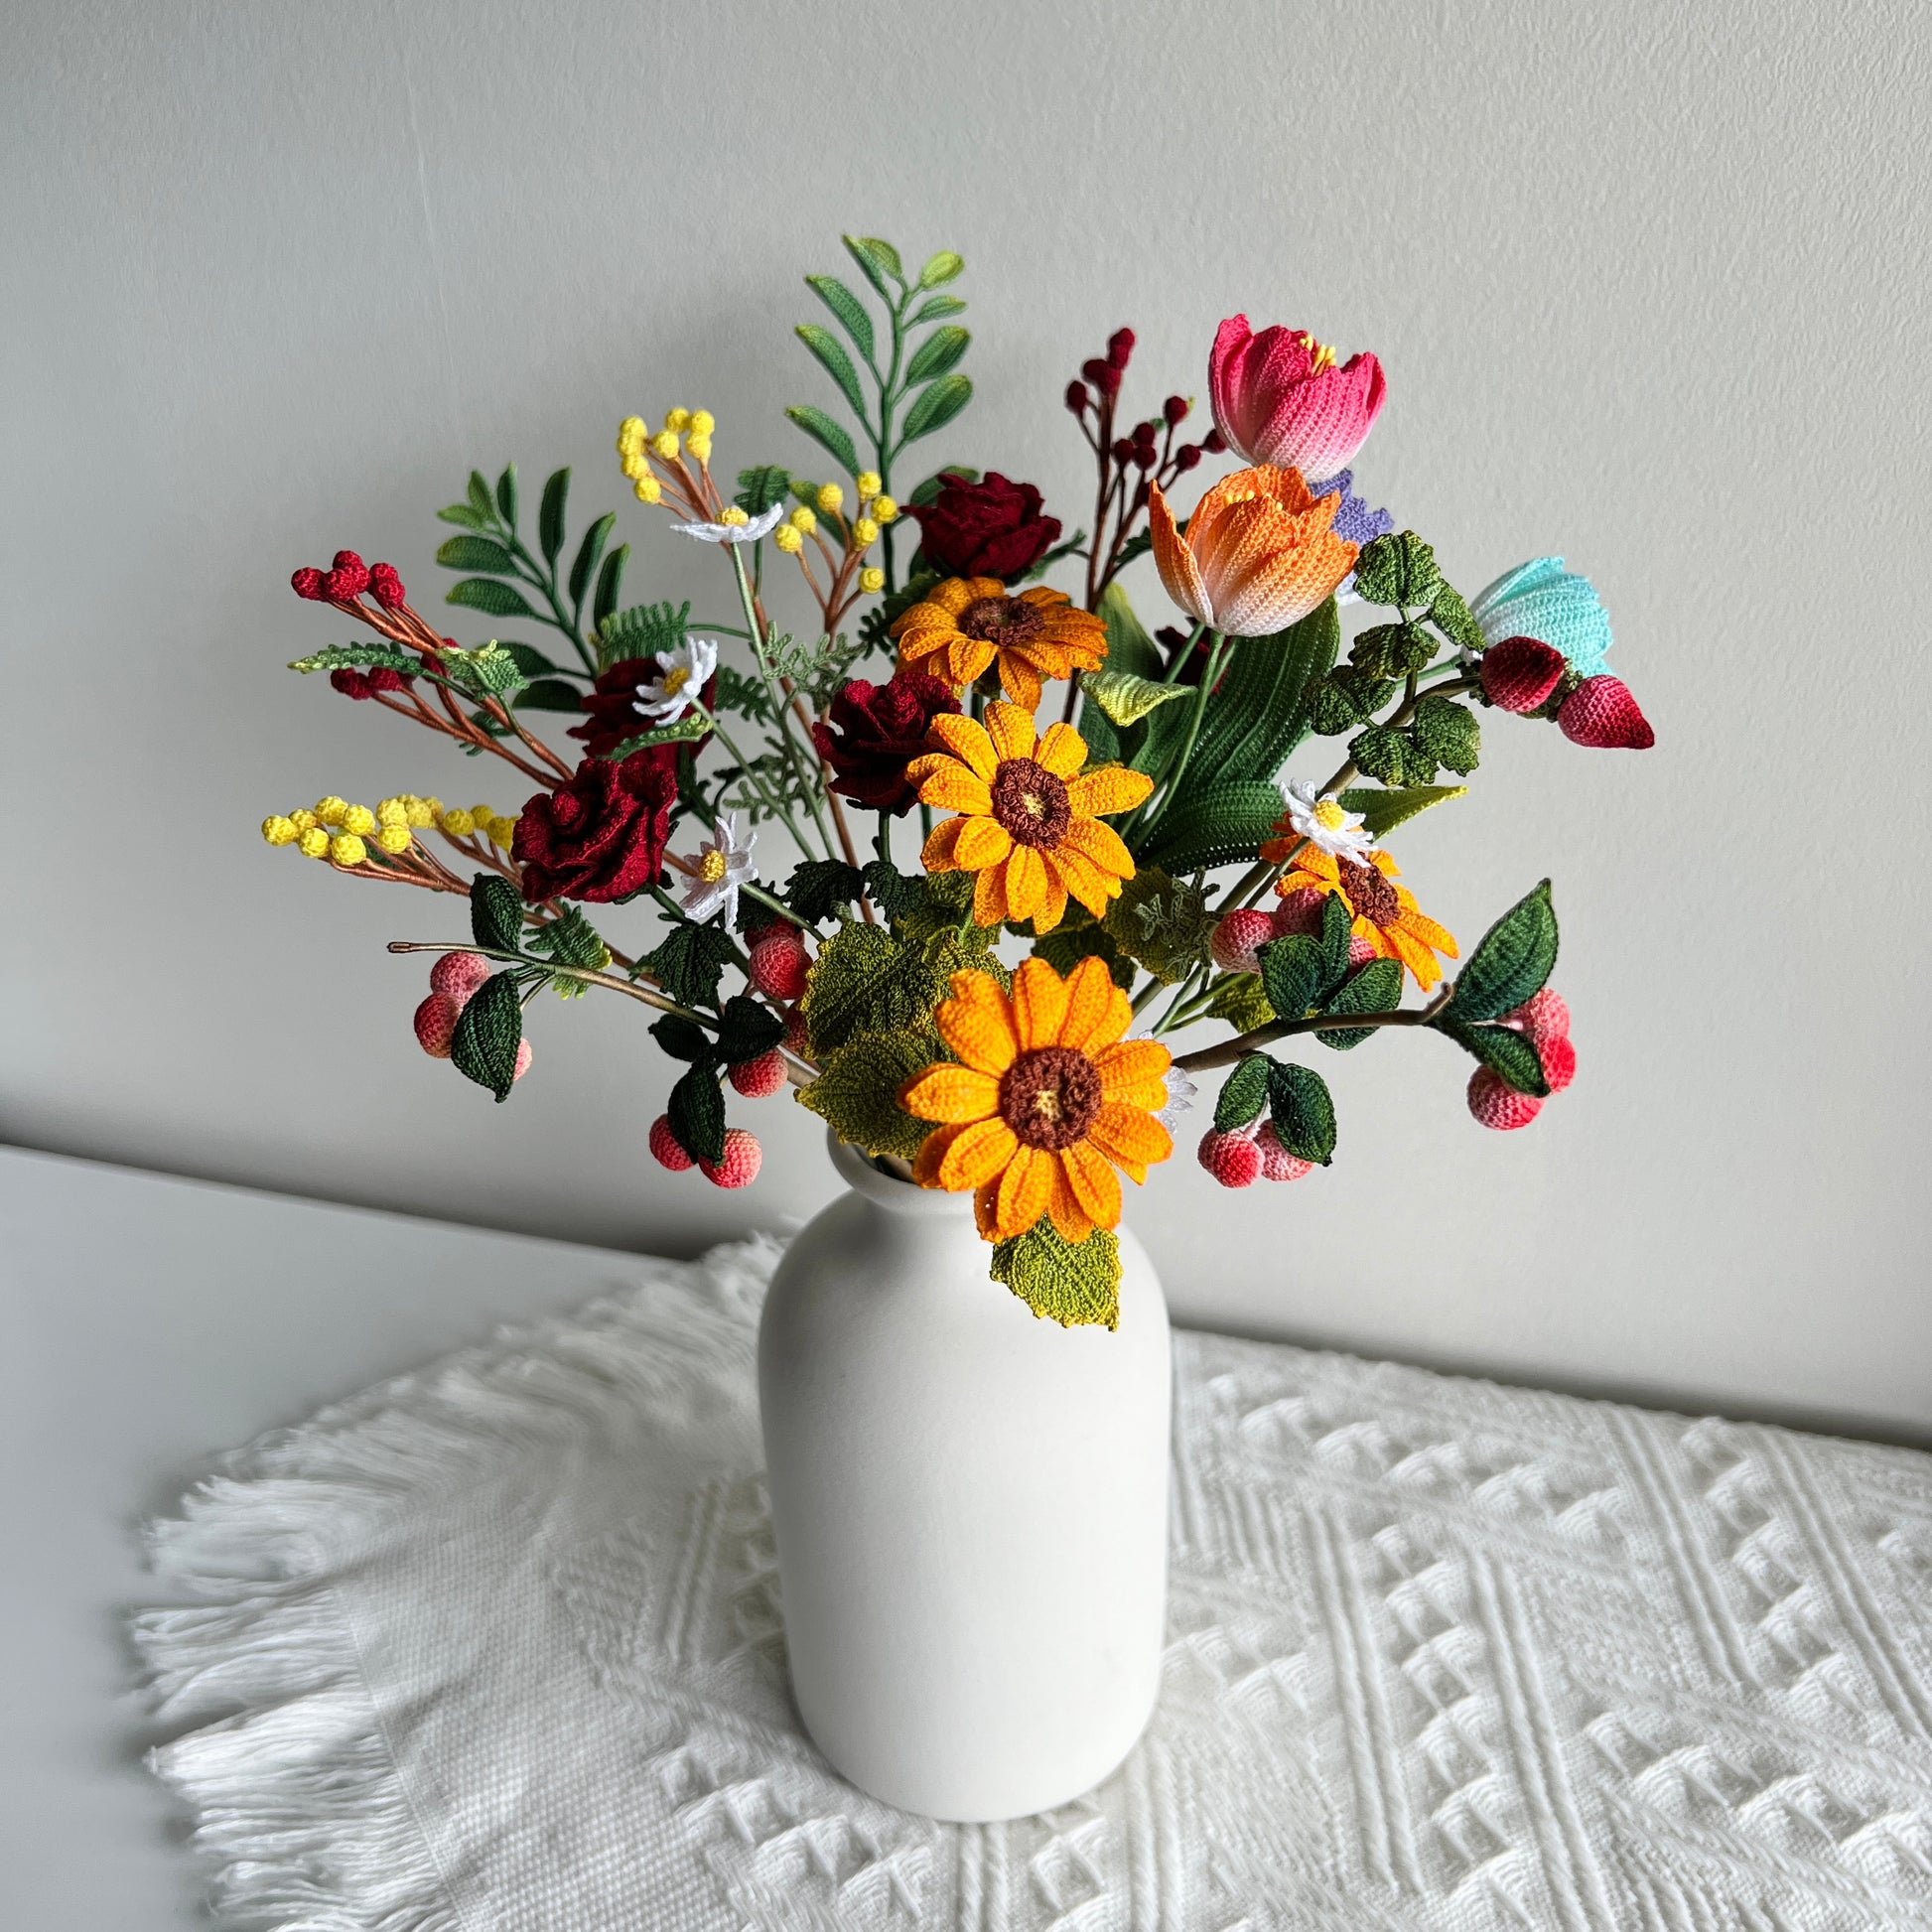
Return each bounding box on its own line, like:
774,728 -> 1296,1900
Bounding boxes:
1467,1066 -> 1543,1130
1210,908 -> 1276,974
1558,675 -> 1654,750
700,1127 -> 762,1188
1197,1128 -> 1262,1187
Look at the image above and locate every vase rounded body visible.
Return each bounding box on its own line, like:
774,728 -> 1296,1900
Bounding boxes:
758,1133 -> 1172,1821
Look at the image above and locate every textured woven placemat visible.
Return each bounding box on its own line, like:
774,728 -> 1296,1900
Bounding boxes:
137,1238 -> 1932,1929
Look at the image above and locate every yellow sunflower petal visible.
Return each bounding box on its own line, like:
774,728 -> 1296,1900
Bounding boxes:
1094,1037 -> 1172,1098
1010,956 -> 1071,1049
1398,909 -> 1458,957
930,578 -> 979,616
937,1115 -> 1020,1190
1060,1137 -> 1123,1231
1030,867 -> 1069,935
1046,1160 -> 1096,1244
948,633 -> 995,685
936,971 -> 1020,1074
1003,842 -> 1047,921
897,1064 -> 1002,1125
953,814 -> 1014,871
1385,924 -> 1444,990
924,714 -> 998,779
973,861 -> 1009,928
1056,814 -> 1135,879
913,1121 -> 968,1187
919,763 -> 995,816
995,1145 -> 1054,1239
983,701 -> 1036,766
1035,722 -> 1086,779
1066,764 -> 1155,819
1051,845 -> 1123,918
1087,1103 -> 1173,1179
920,815 -> 967,871
1058,955 -> 1126,1052
996,651 -> 1043,712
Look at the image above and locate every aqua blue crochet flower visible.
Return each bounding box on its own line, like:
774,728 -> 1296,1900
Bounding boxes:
1469,558 -> 1612,678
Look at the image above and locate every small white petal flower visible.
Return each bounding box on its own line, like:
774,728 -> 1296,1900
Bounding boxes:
1155,1062 -> 1197,1136
1281,777 -> 1374,867
670,813 -> 758,926
666,501 -> 786,545
632,638 -> 719,725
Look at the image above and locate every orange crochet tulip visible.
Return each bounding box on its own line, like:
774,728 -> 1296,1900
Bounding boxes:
899,957 -> 1174,1243
1148,464 -> 1358,636
889,577 -> 1107,709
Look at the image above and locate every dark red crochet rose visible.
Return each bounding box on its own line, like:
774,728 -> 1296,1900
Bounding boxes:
512,752 -> 677,903
811,672 -> 961,816
902,472 -> 1062,581
570,656 -> 715,759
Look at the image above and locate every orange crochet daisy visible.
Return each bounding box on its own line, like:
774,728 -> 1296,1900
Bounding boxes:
908,701 -> 1153,932
890,577 -> 1107,709
1260,834 -> 1460,991
899,957 -> 1174,1243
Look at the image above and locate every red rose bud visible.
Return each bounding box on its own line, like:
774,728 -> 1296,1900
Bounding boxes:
900,472 -> 1063,581
291,566 -> 326,601
1064,379 -> 1090,414
330,667 -> 373,699
811,672 -> 961,815
1132,442 -> 1157,471
1107,327 -> 1136,368
1163,394 -> 1189,427
1111,437 -> 1134,465
369,562 -> 406,609
366,665 -> 410,693
1201,427 -> 1228,454
1132,419 -> 1158,448
1559,675 -> 1654,750
1480,634 -> 1567,714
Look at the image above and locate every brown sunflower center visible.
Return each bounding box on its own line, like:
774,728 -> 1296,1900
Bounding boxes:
1339,862 -> 1400,929
989,757 -> 1071,848
998,1045 -> 1104,1151
959,595 -> 1046,645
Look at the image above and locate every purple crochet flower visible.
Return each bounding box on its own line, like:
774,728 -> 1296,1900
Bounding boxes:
1313,470 -> 1393,601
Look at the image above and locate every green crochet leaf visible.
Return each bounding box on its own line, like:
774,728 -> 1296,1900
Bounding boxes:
904,325 -> 970,386
436,534 -> 516,575
538,468 -> 570,569
735,465 -> 792,516
1206,971 -> 1276,1033
1097,581 -> 1162,678
1348,725 -> 1412,786
1214,1053 -> 1272,1130
470,876 -> 525,953
713,995 -> 785,1067
785,405 -> 862,482
1348,621 -> 1437,680
593,544 -> 628,631
1033,917 -> 1133,991
567,513 -> 616,613
801,921 -> 974,1059
596,600 -> 691,671
1315,957 -> 1405,1050
286,642 -> 422,678
649,1014 -> 714,1063
785,858 -> 866,924
1133,781 -> 1284,875
525,906 -> 609,998
917,249 -> 965,290
638,922 -> 738,1010
1259,933 -> 1327,1022
797,1025 -> 942,1160
1103,868 -> 1213,984
899,372 -> 973,445
1082,669 -> 1192,729
1335,784 -> 1467,838
1436,1016 -> 1550,1096
439,641 -> 529,698
861,861 -> 924,924
842,233 -> 903,297
989,1221 -> 1121,1330
1352,531 -> 1443,612
597,713 -> 711,760
1266,1061 -> 1336,1166
446,577 -> 539,621
494,464 -> 519,532
1427,581 -> 1485,654
795,324 -> 868,418
1412,695 -> 1481,775
450,972 -> 523,1102
666,1064 -> 726,1165
1445,880 -> 1558,1024
805,275 -> 875,362
1185,599 -> 1339,787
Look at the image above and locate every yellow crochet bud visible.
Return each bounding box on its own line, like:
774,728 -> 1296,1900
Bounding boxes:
650,430 -> 680,460
718,505 -> 749,527
617,415 -> 646,450
314,795 -> 348,827
440,807 -> 476,837
376,797 -> 409,827
289,808 -> 319,833
853,517 -> 880,548
621,452 -> 649,482
330,833 -> 367,867
486,814 -> 518,847
403,798 -> 435,828
688,409 -> 715,436
633,476 -> 662,505
773,523 -> 805,555
684,433 -> 712,464
816,483 -> 844,514
422,796 -> 444,814
261,814 -> 298,846
341,804 -> 376,836
871,494 -> 898,523
859,566 -> 886,595
855,471 -> 882,501
664,408 -> 690,434
297,827 -> 332,860
374,823 -> 413,857
787,505 -> 816,535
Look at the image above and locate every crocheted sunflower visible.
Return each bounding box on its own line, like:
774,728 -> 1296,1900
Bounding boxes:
889,577 -> 1106,709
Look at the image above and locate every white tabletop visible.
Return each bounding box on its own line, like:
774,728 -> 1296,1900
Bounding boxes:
1,1145 -> 676,1930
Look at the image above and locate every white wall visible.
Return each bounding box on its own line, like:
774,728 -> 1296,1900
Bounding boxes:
6,0 -> 1928,1437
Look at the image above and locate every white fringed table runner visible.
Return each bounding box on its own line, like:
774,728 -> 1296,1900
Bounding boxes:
138,1238 -> 1932,1930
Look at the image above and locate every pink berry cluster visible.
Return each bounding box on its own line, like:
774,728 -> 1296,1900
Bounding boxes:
1210,892 -> 1372,975
291,548 -> 407,612
1467,988 -> 1574,1130
412,952 -> 532,1081
1197,1120 -> 1314,1189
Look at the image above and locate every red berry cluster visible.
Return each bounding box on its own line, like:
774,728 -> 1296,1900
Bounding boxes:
330,665 -> 412,701
412,952 -> 533,1081
1198,1122 -> 1313,1189
1467,989 -> 1574,1130
292,549 -> 408,612
1478,635 -> 1654,750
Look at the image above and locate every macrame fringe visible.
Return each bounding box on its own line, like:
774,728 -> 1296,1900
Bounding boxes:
133,1236 -> 782,1929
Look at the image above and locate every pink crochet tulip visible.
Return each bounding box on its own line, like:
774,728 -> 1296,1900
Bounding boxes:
1208,316 -> 1386,486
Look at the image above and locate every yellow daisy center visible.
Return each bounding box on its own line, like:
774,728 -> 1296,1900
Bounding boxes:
719,506 -> 750,527
1311,798 -> 1347,831
697,849 -> 729,884
660,666 -> 690,697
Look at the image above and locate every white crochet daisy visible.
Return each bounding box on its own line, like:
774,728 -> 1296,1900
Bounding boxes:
670,814 -> 758,926
1280,778 -> 1374,867
666,502 -> 786,545
632,638 -> 719,726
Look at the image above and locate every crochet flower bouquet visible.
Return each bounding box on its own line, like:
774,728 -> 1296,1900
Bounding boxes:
263,235 -> 1652,1327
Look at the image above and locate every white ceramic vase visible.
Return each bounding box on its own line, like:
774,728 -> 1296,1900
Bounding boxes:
758,1132 -> 1172,1822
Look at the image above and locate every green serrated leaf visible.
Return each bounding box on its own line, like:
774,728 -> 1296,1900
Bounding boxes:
638,922 -> 739,1009
735,465 -> 792,515
666,1064 -> 726,1165
801,921 -> 972,1059
447,578 -> 538,620
785,404 -> 861,478
568,511 -> 615,610
1033,917 -> 1134,991
797,1025 -> 941,1160
786,858 -> 865,923
593,543 -> 627,631
796,324 -> 868,418
908,293 -> 968,324
1436,1015 -> 1550,1095
904,325 -> 969,386
1349,620 -> 1437,679
989,1221 -> 1120,1329
1428,580 -> 1486,653
598,599 -> 690,669
1215,1054 -> 1272,1130
1267,1061 -> 1336,1165
805,275 -> 875,362
450,972 -> 522,1101
1412,695 -> 1481,774
525,905 -> 609,984
286,641 -> 421,677
1259,933 -> 1327,1021
1446,881 -> 1558,1024
1315,957 -> 1405,1050
598,712 -> 712,759
438,640 -> 528,698
1103,867 -> 1213,983
1334,783 -> 1467,838
1348,725 -> 1412,786
917,249 -> 965,289
861,860 -> 924,924
650,1013 -> 715,1062
1207,971 -> 1276,1032
841,233 -> 901,299
897,373 -> 972,447
470,875 -> 525,951
1134,781 -> 1286,876
1352,531 -> 1444,611
1083,669 -> 1192,728
495,464 -> 518,531
714,994 -> 784,1066
538,468 -> 570,569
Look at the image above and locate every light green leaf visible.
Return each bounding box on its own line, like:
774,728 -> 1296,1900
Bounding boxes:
917,249 -> 965,289
897,373 -> 972,447
785,404 -> 861,478
1335,783 -> 1467,838
800,922 -> 975,1059
797,1026 -> 942,1160
467,471 -> 494,520
989,1221 -> 1120,1329
908,293 -> 968,324
438,502 -> 488,530
597,599 -> 690,669
447,577 -> 538,620
1097,581 -> 1163,678
804,274 -> 875,362
904,326 -> 969,386
1083,669 -> 1193,728
287,641 -> 421,677
1352,530 -> 1444,611
1207,972 -> 1276,1033
436,535 -> 516,574
842,234 -> 902,298
796,324 -> 868,419
438,640 -> 528,697
598,712 -> 712,759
